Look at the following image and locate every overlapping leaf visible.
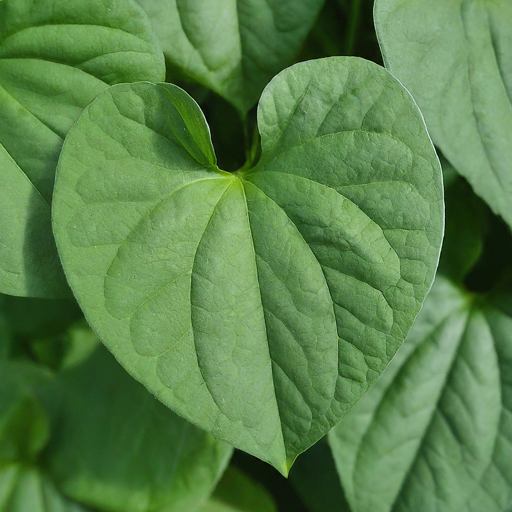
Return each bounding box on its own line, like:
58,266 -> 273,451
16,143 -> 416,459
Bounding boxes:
329,276 -> 512,512
0,0 -> 165,298
135,0 -> 324,114
52,57 -> 443,473
42,345 -> 233,512
374,0 -> 512,228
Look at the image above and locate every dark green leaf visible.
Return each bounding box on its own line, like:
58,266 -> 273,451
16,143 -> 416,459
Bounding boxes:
135,0 -> 324,114
43,345 -> 233,512
52,57 -> 443,473
374,0 -> 512,227
3,296 -> 82,341
0,0 -> 165,298
437,161 -> 489,284
0,362 -> 51,464
289,439 -> 350,512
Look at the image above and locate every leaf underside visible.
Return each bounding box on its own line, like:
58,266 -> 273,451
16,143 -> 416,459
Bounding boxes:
374,0 -> 512,228
52,57 -> 443,472
0,0 -> 165,298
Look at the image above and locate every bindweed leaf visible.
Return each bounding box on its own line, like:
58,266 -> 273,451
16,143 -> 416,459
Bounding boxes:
0,0 -> 165,298
52,57 -> 443,473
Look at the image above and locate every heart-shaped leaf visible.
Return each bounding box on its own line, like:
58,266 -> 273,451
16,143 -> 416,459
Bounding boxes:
42,344 -> 232,512
52,57 -> 444,473
135,0 -> 325,114
374,0 -> 512,228
0,0 -> 165,298
329,275 -> 512,512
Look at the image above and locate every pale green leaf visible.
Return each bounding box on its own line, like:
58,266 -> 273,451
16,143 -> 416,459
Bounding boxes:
52,57 -> 443,473
43,345 -> 232,512
0,0 -> 165,298
199,467 -> 277,512
135,0 -> 324,114
329,275 -> 512,512
374,0 -> 512,228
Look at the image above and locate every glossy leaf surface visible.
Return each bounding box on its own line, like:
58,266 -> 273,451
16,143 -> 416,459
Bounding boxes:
52,57 -> 443,473
374,0 -> 512,227
43,345 -> 232,512
135,0 -> 324,113
0,0 -> 165,298
329,276 -> 512,512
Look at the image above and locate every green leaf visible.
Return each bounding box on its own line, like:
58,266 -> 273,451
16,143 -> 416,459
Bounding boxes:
42,344 -> 233,512
0,464 -> 92,512
329,275 -> 512,512
374,0 -> 512,228
52,57 -> 444,473
0,362 -> 51,464
199,467 -> 277,512
135,0 -> 324,114
0,0 -> 165,299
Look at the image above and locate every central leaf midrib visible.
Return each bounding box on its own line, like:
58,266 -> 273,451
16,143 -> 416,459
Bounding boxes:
189,179 -> 241,420
241,178 -> 338,465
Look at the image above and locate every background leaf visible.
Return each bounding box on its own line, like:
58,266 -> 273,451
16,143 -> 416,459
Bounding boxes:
42,344 -> 233,512
329,275 -> 512,512
135,0 -> 325,114
0,0 -> 165,298
374,0 -> 512,228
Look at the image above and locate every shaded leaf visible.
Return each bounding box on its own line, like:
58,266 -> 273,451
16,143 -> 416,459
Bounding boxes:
42,345 -> 233,512
0,362 -> 51,464
289,439 -> 351,512
52,57 -> 443,473
0,0 -> 165,298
